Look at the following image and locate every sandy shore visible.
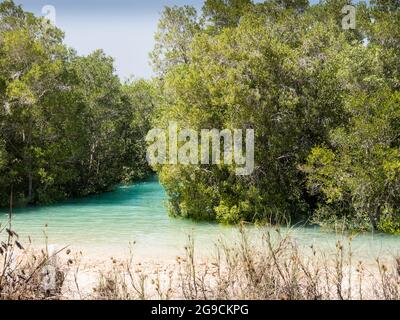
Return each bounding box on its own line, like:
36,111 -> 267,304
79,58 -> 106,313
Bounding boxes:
56,245 -> 397,300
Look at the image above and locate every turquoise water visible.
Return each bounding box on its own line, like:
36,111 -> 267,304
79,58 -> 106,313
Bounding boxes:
1,178 -> 399,261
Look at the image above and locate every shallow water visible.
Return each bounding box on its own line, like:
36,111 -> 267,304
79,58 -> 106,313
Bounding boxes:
1,178 -> 399,261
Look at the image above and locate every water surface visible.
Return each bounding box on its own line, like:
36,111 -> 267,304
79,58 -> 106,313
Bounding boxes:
1,178 -> 399,261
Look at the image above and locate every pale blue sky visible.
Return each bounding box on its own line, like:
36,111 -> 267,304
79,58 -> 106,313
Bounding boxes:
13,0 -> 328,79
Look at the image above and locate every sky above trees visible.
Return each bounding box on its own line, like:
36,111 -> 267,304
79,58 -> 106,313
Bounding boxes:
13,0 -> 322,79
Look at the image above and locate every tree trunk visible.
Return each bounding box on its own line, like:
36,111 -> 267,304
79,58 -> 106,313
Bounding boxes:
27,120 -> 33,203
368,204 -> 381,231
374,205 -> 381,230
28,172 -> 33,201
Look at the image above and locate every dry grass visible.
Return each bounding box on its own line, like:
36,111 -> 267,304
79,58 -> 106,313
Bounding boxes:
91,227 -> 400,301
0,221 -> 72,300
1,223 -> 399,300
